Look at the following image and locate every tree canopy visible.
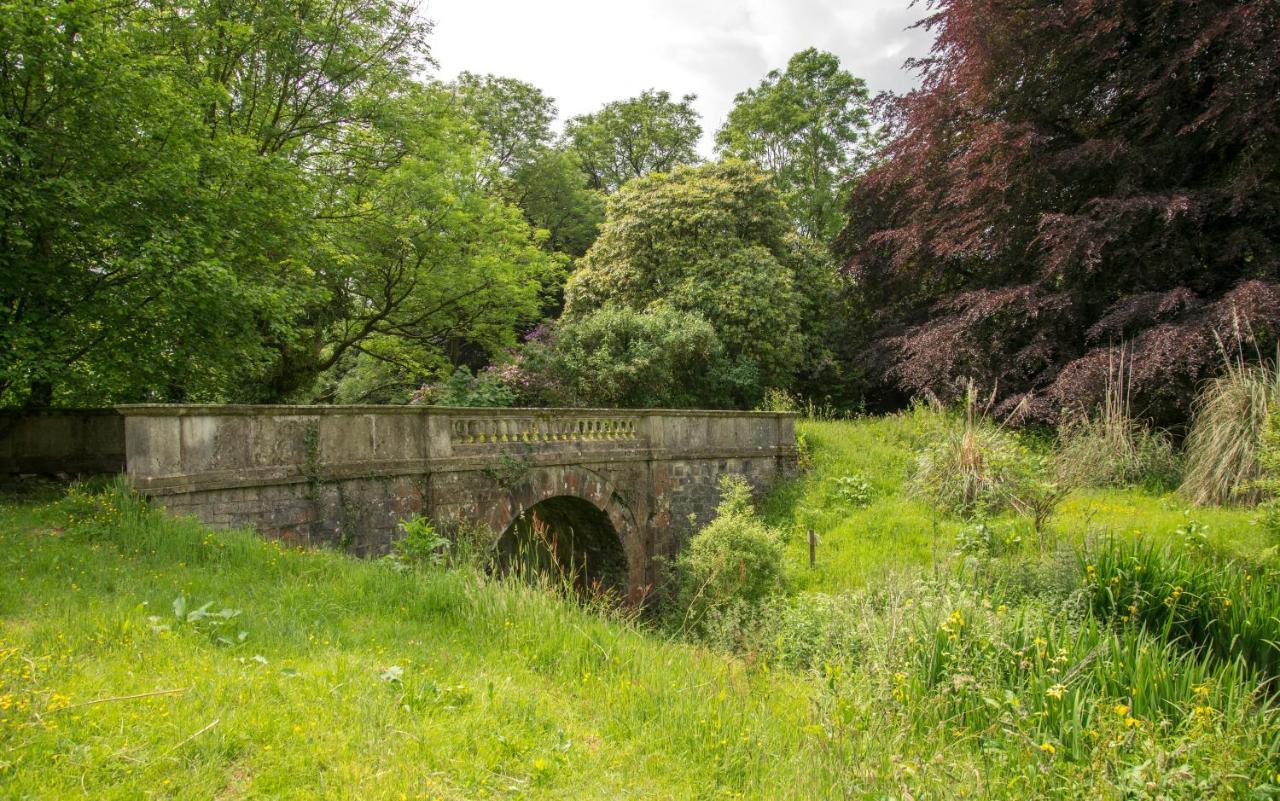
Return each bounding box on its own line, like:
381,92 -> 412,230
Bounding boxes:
564,90 -> 702,192
451,72 -> 557,175
0,0 -> 555,406
717,48 -> 873,241
562,160 -> 822,406
837,0 -> 1280,425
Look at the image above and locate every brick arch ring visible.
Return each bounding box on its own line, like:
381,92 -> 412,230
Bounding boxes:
479,464 -> 645,598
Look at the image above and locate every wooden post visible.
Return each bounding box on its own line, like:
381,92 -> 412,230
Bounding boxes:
808,527 -> 816,567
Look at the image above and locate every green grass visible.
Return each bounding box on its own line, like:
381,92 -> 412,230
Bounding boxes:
3,413 -> 1278,799
766,417 -> 1270,594
0,485 -> 836,800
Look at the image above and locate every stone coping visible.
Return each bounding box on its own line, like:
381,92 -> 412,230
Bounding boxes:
114,404 -> 798,419
132,444 -> 800,495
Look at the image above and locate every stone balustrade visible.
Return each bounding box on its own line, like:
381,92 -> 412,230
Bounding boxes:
448,413 -> 640,446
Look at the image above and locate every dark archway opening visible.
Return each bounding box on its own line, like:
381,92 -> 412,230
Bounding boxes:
496,496 -> 628,597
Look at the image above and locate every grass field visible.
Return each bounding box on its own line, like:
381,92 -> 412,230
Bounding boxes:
2,415 -> 1277,799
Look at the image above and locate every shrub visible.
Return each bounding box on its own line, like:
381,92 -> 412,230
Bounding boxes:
955,521 -> 1021,558
391,515 -> 452,568
414,366 -> 516,408
1052,348 -> 1180,490
1180,359 -> 1280,505
529,304 -> 741,408
755,593 -> 866,672
672,475 -> 786,633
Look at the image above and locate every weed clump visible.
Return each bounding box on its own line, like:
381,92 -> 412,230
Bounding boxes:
909,387 -> 1048,519
1052,349 -> 1180,490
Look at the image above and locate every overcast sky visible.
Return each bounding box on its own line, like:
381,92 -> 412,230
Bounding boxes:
421,0 -> 935,154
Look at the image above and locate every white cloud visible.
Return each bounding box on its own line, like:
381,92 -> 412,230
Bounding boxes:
421,0 -> 934,153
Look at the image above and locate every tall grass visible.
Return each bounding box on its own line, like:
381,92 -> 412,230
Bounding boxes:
910,383 -> 1037,517
1082,536 -> 1280,683
1054,349 -> 1179,490
1181,356 -> 1280,505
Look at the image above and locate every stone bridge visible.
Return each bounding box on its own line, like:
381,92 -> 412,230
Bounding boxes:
101,405 -> 799,600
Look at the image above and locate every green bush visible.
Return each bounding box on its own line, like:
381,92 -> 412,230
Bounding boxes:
532,304 -> 739,408
955,520 -> 1022,558
391,515 -> 452,568
672,475 -> 786,633
415,366 -> 516,408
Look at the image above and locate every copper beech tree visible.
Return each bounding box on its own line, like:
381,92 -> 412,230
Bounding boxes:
838,0 -> 1280,425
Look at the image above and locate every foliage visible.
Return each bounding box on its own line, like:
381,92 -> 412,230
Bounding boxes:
390,515 -> 453,568
562,160 -> 818,407
889,589 -> 1269,770
1055,417 -> 1180,492
1261,408 -> 1280,538
453,73 -> 604,263
1053,351 -> 1181,490
837,0 -> 1280,426
1180,359 -> 1280,505
451,72 -> 556,174
716,48 -> 872,240
508,149 -> 606,260
518,305 -> 733,408
413,366 -> 516,408
1082,536 -> 1280,683
563,90 -> 702,192
955,521 -> 1021,558
0,0 -> 555,406
672,476 -> 786,634
830,473 -> 873,509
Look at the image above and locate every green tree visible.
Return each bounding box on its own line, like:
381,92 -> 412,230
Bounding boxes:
564,90 -> 702,192
299,85 -> 558,403
509,149 -> 605,259
716,49 -> 872,240
0,0 -> 554,406
0,0 -> 315,405
451,74 -> 603,263
451,72 -> 556,174
562,161 -> 808,406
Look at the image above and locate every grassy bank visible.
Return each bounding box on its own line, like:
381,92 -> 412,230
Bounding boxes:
0,486 -> 831,799
768,417 -> 1270,593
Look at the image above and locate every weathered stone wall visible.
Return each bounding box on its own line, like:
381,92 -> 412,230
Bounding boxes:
0,410 -> 125,476
117,404 -> 797,600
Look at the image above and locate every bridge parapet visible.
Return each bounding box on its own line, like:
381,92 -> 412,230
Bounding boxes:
447,410 -> 641,447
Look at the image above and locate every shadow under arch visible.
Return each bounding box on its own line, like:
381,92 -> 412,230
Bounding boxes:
479,465 -> 642,600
